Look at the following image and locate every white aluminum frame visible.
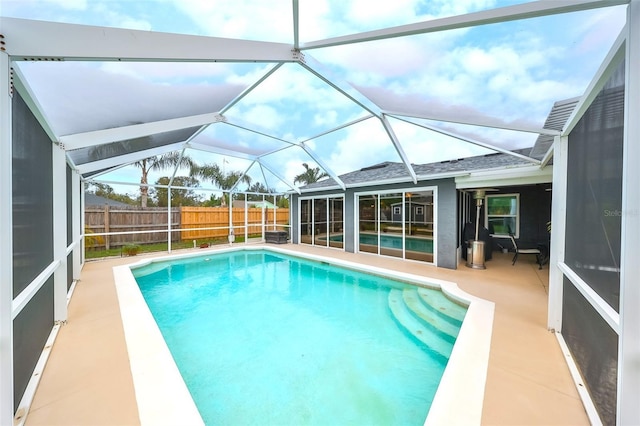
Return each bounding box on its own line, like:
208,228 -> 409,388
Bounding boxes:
71,169 -> 82,280
52,144 -> 68,322
0,51 -> 14,426
618,2 -> 640,423
302,1 -> 628,50
547,136 -> 568,332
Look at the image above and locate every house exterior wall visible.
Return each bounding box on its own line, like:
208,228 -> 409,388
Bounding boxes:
291,178 -> 457,269
485,184 -> 552,251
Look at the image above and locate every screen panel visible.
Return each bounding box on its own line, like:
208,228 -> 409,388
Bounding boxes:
562,278 -> 618,425
565,59 -> 624,312
12,277 -> 54,412
12,91 -> 54,297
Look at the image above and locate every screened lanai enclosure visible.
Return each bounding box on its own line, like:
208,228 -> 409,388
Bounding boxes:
1,1 -> 640,425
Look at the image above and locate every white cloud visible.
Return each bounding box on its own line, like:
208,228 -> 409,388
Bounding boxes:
314,110 -> 338,127
43,0 -> 87,10
432,0 -> 497,17
167,0 -> 293,41
239,105 -> 285,131
327,121 -> 398,175
346,0 -> 423,27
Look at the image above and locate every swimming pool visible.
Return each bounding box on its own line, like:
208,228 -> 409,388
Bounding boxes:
113,246 -> 494,425
133,250 -> 463,424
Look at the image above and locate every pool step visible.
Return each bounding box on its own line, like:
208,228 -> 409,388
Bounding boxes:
388,289 -> 454,361
415,287 -> 467,325
402,289 -> 459,342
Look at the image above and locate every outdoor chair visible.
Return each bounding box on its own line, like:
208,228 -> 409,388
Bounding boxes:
509,234 -> 543,269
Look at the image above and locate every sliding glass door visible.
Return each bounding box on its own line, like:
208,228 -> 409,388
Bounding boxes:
356,188 -> 435,263
299,195 -> 344,248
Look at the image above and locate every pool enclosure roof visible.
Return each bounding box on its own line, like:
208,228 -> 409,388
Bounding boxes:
0,0 -> 628,193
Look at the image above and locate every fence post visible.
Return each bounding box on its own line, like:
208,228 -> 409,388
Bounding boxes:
104,204 -> 110,250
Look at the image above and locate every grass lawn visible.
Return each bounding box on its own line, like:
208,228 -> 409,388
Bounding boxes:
84,235 -> 258,259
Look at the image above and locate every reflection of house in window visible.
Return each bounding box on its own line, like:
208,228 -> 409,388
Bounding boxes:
390,201 -> 430,224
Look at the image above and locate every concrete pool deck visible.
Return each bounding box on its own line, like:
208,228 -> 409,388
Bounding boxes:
24,244 -> 589,425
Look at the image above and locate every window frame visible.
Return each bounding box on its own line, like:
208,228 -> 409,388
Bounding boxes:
485,193 -> 520,238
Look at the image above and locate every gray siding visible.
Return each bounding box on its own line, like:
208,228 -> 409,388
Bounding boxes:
435,179 -> 457,269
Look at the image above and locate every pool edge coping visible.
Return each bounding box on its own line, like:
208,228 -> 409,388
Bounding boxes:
114,245 -> 495,426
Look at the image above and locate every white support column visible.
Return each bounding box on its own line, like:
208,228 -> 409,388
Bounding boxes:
52,144 -> 68,322
273,195 -> 277,230
167,185 -> 172,253
244,198 -> 248,242
80,186 -> 85,265
72,170 -> 81,280
227,192 -> 233,244
0,51 -> 15,426
618,2 -> 640,424
547,135 -> 568,331
261,195 -> 265,240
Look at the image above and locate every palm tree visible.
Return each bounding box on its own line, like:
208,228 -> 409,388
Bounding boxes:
135,152 -> 196,208
294,163 -> 328,185
191,163 -> 252,207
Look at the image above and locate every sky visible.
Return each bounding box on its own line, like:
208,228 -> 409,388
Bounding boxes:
1,0 -> 627,195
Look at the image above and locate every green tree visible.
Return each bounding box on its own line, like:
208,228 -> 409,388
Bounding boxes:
277,196 -> 289,208
86,181 -> 114,197
192,163 -> 251,207
293,163 -> 328,185
135,153 -> 196,208
85,182 -> 139,205
153,176 -> 201,207
202,193 -> 224,207
246,182 -> 271,201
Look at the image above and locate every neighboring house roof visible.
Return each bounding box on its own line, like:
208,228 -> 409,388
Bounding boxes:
232,200 -> 277,209
301,148 -> 535,192
84,193 -> 130,207
529,97 -> 580,160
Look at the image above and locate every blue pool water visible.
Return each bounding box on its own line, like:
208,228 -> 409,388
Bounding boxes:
330,233 -> 434,253
132,250 -> 466,425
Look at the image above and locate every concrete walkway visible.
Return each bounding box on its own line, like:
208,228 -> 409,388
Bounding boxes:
25,244 -> 589,425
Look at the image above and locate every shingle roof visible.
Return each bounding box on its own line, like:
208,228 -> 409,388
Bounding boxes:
301,148 -> 535,191
85,193 -> 130,207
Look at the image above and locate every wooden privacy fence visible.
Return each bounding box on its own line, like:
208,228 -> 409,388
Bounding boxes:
85,205 -> 180,250
85,205 -> 290,249
180,207 -> 290,240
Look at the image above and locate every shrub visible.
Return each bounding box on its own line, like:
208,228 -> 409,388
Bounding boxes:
122,244 -> 140,256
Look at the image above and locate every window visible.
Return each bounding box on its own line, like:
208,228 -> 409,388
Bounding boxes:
393,206 -> 401,215
485,194 -> 519,237
415,206 -> 424,215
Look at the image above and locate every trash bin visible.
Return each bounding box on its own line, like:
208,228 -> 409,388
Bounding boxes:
465,240 -> 486,269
